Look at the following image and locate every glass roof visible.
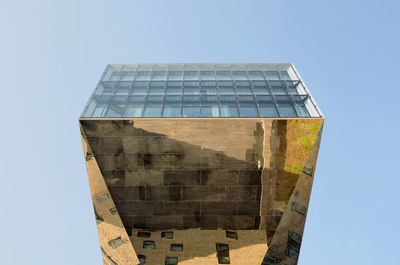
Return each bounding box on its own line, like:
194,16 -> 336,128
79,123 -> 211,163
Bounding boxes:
81,64 -> 322,118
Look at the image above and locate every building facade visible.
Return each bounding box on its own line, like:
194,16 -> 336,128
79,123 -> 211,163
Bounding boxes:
79,64 -> 323,265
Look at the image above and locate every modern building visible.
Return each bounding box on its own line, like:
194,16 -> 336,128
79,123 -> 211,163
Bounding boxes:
79,63 -> 323,265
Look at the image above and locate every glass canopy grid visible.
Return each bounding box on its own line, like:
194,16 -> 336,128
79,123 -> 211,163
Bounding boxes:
81,64 -> 321,118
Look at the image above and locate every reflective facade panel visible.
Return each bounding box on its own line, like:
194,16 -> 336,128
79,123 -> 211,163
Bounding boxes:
79,63 -> 324,265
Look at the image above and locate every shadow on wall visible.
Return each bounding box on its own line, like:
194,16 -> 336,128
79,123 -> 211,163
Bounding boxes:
80,119 -> 306,264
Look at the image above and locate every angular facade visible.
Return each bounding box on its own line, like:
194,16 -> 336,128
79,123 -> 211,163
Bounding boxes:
79,64 -> 323,265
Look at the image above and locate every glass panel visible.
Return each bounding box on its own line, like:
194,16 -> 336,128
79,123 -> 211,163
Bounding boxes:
166,87 -> 181,95
182,104 -> 200,117
236,87 -> 252,95
259,104 -> 278,117
105,104 -> 126,117
82,99 -> 97,117
265,71 -> 280,80
201,105 -> 220,117
168,71 -> 183,81
278,104 -> 296,117
183,95 -> 200,102
135,71 -> 151,81
239,104 -> 258,117
183,87 -> 200,95
184,71 -> 199,81
216,71 -> 231,80
249,71 -> 264,80
218,81 -> 233,87
253,87 -> 269,95
102,65 -> 120,81
201,95 -> 218,102
280,71 -> 291,80
232,71 -> 248,80
132,87 -> 147,96
115,82 -> 131,95
201,87 -> 217,95
148,87 -> 164,95
165,95 -> 181,102
295,103 -> 310,117
92,103 -> 107,116
256,95 -> 274,102
237,95 -> 254,102
97,82 -> 114,95
152,71 -> 167,81
219,87 -> 235,95
133,81 -> 148,88
126,105 -> 143,117
219,95 -> 236,102
163,105 -> 181,117
220,105 -> 239,117
200,71 -> 215,80
143,104 -> 162,117
147,95 -> 163,102
119,71 -> 134,81
201,81 -> 217,87
271,87 -> 287,95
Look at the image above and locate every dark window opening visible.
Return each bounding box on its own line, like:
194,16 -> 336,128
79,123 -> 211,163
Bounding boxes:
225,231 -> 238,240
170,243 -> 183,252
285,231 -> 302,260
137,254 -> 146,265
165,257 -> 178,265
137,231 -> 151,238
143,240 -> 156,249
161,231 -> 174,239
144,154 -> 152,168
291,202 -> 306,216
216,243 -> 230,264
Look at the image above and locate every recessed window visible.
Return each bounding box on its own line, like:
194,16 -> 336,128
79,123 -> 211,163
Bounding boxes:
137,231 -> 151,238
143,240 -> 156,249
137,254 -> 146,265
165,257 -> 178,265
225,231 -> 238,240
216,243 -> 230,264
161,231 -> 174,239
170,243 -> 183,252
108,237 -> 126,249
291,202 -> 307,216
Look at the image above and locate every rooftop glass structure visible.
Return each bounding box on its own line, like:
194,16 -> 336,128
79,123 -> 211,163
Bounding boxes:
81,63 -> 321,118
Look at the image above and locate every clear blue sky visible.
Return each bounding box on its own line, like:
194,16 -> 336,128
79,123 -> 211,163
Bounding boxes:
1,1 -> 399,264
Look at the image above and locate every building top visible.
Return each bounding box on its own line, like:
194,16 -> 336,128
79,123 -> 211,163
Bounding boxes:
81,63 -> 322,118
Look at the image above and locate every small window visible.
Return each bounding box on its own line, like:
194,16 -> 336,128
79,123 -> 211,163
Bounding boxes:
137,254 -> 146,265
216,243 -> 230,264
225,231 -> 238,240
165,257 -> 178,265
137,231 -> 151,238
143,240 -> 156,249
170,243 -> 183,252
108,237 -> 126,249
161,231 -> 174,239
291,202 -> 307,216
